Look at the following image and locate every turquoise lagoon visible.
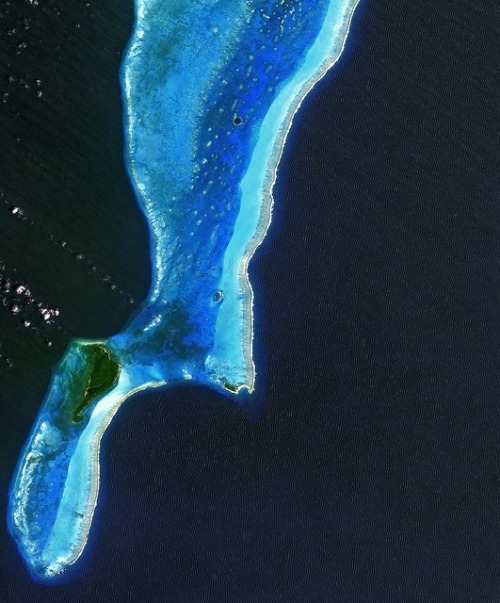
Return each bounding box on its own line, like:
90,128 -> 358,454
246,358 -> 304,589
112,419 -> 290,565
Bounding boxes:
8,0 -> 361,581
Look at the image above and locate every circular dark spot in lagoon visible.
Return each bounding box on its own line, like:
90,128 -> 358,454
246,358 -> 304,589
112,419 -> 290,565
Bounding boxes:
212,290 -> 224,303
233,115 -> 243,126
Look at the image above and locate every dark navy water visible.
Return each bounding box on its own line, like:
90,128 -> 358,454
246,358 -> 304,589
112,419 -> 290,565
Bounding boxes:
0,0 -> 498,601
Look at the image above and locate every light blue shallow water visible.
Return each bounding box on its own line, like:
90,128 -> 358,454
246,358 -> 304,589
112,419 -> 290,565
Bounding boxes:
8,0 -> 360,582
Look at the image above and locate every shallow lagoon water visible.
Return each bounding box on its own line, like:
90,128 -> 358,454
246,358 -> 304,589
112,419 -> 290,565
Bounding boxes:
8,0 -> 361,581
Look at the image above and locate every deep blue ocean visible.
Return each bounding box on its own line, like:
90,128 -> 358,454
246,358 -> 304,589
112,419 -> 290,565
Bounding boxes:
0,0 -> 498,601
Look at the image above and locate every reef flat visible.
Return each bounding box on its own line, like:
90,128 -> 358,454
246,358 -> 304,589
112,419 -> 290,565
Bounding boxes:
9,0 -> 361,581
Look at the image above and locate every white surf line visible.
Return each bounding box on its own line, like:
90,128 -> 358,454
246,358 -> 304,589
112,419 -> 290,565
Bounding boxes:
215,0 -> 362,393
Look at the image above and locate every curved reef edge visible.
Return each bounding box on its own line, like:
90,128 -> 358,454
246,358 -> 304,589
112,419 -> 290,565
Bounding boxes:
219,0 -> 363,394
8,0 -> 362,582
39,378 -> 166,578
8,341 -> 166,581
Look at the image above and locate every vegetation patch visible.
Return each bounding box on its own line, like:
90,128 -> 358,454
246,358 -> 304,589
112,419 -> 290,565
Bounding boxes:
72,344 -> 120,423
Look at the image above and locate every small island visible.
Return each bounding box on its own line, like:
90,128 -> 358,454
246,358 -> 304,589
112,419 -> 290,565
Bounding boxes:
8,0 -> 361,581
72,345 -> 121,424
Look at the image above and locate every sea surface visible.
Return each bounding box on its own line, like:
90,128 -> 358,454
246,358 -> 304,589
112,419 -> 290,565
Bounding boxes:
0,0 -> 498,601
